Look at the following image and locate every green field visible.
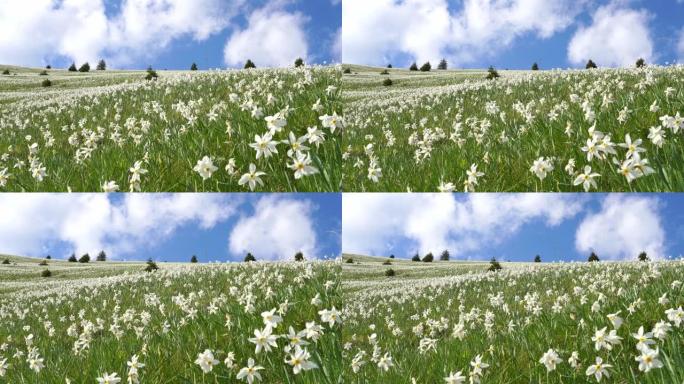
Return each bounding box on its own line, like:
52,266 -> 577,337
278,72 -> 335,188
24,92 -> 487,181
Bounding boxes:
342,65 -> 684,192
0,65 -> 341,192
0,255 -> 342,383
341,254 -> 684,383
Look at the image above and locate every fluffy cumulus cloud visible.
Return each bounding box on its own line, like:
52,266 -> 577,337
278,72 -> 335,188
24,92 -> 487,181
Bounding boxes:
342,193 -> 582,258
229,196 -> 317,261
0,194 -> 237,259
343,0 -> 585,66
224,2 -> 309,68
0,0 -> 240,67
575,195 -> 665,260
568,2 -> 654,67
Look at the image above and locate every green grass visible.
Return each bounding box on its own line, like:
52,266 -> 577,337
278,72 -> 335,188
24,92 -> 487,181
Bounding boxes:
0,65 -> 342,192
342,65 -> 684,192
0,255 -> 342,383
342,254 -> 684,383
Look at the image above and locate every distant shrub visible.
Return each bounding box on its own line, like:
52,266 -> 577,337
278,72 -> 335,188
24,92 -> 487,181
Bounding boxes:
191,255 -> 198,263
46,65 -> 52,69
79,253 -> 90,263
419,62 -> 431,72
440,250 -> 450,261
1,69 -> 9,75
96,59 -> 106,71
41,79 -> 52,87
46,255 -> 51,260
387,64 -> 393,68
531,62 -> 539,71
638,251 -> 649,262
382,260 -> 392,265
294,251 -> 304,262
534,255 -> 541,262
145,66 -> 158,80
437,59 -> 447,70
409,62 -> 418,71
244,59 -> 256,69
422,252 -> 434,262
382,78 -> 393,86
39,260 -> 48,266
488,257 -> 502,272
380,69 -> 389,75
78,62 -> 90,72
343,67 -> 352,74
145,258 -> 159,272
389,254 -> 395,259
68,254 -> 77,262
41,269 -> 52,277
586,59 -> 597,69
244,252 -> 256,262
96,250 -> 106,262
2,259 -> 10,264
39,70 -> 48,76
190,62 -> 198,71
486,66 -> 500,80
588,252 -> 600,262
385,268 -> 395,277
636,58 -> 646,68
345,257 -> 354,263
294,58 -> 304,68
68,63 -> 77,72
411,253 -> 421,262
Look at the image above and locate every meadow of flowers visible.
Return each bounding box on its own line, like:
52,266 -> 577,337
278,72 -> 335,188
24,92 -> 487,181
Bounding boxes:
0,65 -> 341,192
0,255 -> 342,383
342,65 -> 684,192
341,255 -> 684,383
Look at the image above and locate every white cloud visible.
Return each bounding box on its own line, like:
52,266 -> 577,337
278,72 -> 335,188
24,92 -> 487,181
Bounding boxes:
224,2 -> 309,68
678,28 -> 684,62
342,193 -> 582,258
0,194 -> 237,259
342,0 -> 584,66
575,195 -> 665,260
568,2 -> 654,67
229,196 -> 317,261
0,0 -> 239,68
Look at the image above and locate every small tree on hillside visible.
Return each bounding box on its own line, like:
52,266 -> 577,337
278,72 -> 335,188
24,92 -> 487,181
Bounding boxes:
46,255 -> 51,260
486,66 -> 500,80
638,251 -> 649,262
191,255 -> 198,263
2,259 -> 10,264
68,253 -> 77,262
531,62 -> 539,71
96,59 -> 106,71
244,252 -> 256,262
145,66 -> 158,80
294,58 -> 304,68
419,62 -> 431,72
586,59 -> 597,69
387,64 -> 393,68
389,254 -> 395,259
409,62 -> 418,71
145,258 -> 159,272
96,251 -> 106,262
534,254 -> 541,263
411,253 -> 421,262
244,59 -> 256,69
190,62 -> 198,71
294,251 -> 304,261
588,251 -> 600,262
78,62 -> 90,72
437,58 -> 447,70
46,65 -> 52,69
68,63 -> 77,72
78,253 -> 90,263
423,252 -> 434,262
440,250 -> 450,261
636,58 -> 646,68
488,257 -> 502,271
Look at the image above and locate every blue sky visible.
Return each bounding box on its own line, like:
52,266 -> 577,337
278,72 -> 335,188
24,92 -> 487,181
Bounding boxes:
343,0 -> 684,69
343,193 -> 684,262
0,0 -> 341,70
0,193 -> 341,262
